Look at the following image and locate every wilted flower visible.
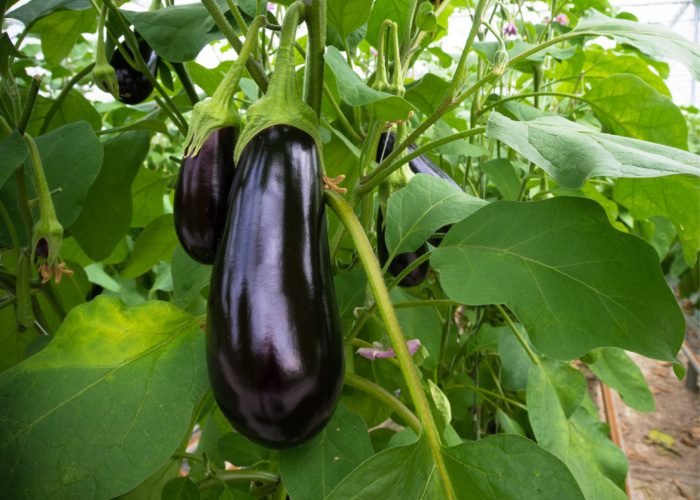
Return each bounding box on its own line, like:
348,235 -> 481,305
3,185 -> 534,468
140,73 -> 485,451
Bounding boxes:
503,22 -> 517,38
357,339 -> 422,360
555,14 -> 569,26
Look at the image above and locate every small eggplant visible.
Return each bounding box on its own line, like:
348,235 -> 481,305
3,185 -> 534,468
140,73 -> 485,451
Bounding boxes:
110,36 -> 159,105
206,125 -> 344,448
174,127 -> 237,265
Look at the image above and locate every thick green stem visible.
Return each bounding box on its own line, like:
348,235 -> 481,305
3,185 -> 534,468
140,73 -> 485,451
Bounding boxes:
303,0 -> 325,116
40,63 -> 95,135
17,76 -> 40,134
225,0 -> 248,33
325,190 -> 455,500
495,304 -> 539,364
200,0 -> 269,91
345,373 -> 421,432
447,0 -> 488,99
323,84 -> 362,142
172,63 -> 199,105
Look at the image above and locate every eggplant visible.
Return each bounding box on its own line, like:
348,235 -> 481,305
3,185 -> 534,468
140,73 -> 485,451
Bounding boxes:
206,125 -> 344,448
110,36 -> 159,105
174,127 -> 237,264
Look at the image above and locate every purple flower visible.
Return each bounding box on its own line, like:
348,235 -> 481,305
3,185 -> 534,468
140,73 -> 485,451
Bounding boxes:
370,47 -> 378,57
357,339 -> 422,360
267,2 -> 275,11
555,14 -> 569,26
503,22 -> 517,38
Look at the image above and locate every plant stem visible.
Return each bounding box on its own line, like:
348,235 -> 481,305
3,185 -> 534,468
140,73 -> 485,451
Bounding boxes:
446,382 -> 527,410
447,0 -> 488,99
39,63 -> 95,135
171,62 -> 199,105
325,190 -> 455,500
478,91 -> 585,115
200,0 -> 269,91
495,304 -> 539,364
225,0 -> 248,33
0,201 -> 20,251
323,84 -> 362,142
345,373 -> 421,433
303,0 -> 325,116
17,76 -> 40,134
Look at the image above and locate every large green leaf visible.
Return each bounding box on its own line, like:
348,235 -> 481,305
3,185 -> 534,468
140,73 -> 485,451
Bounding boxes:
325,46 -> 414,121
279,405 -> 373,500
404,73 -> 450,116
121,1 -> 230,62
27,91 -> 102,135
171,246 -> 211,316
327,0 -> 372,44
485,112 -> 700,188
573,11 -> 700,80
614,175 -> 700,267
6,0 -> 90,25
122,214 -> 179,279
527,362 -> 628,499
430,197 -> 684,361
327,434 -> 583,499
130,167 -> 168,228
385,174 -> 487,255
584,75 -> 687,150
0,296 -> 209,499
0,131 -> 28,188
39,9 -> 95,66
583,348 -> 654,412
365,0 -> 412,49
70,131 -> 151,261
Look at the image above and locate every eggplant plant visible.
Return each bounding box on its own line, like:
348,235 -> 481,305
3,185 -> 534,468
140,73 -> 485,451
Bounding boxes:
0,0 -> 699,499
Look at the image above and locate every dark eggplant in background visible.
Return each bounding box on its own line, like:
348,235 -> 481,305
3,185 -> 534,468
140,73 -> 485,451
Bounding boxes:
110,36 -> 159,105
206,125 -> 344,448
174,127 -> 237,265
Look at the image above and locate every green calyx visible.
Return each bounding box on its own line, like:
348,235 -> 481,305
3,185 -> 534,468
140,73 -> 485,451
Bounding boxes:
373,20 -> 403,95
184,16 -> 267,157
378,123 -> 414,213
234,2 -> 320,163
25,135 -> 64,268
93,2 -> 119,99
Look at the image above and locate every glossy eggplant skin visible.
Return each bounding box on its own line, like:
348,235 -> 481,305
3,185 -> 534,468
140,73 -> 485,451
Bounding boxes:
110,37 -> 159,105
206,125 -> 344,448
174,127 -> 237,265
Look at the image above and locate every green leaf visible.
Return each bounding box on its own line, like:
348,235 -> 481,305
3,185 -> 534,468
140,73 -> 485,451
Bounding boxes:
118,459 -> 180,500
583,348 -> 655,412
573,11 -> 700,80
614,175 -> 700,267
161,477 -> 200,500
279,405 -> 373,500
498,328 -> 531,391
218,432 -> 271,467
6,0 -> 90,25
0,33 -> 25,78
122,214 -> 179,279
385,174 -> 487,255
171,246 -> 211,316
366,0 -> 412,49
527,362 -> 628,500
121,2 -> 229,62
333,269 -> 366,332
485,112 -> 700,188
578,48 -> 670,96
480,158 -> 521,200
327,0 -> 372,43
404,73 -> 450,116
131,167 -> 168,228
0,131 -> 28,188
324,46 -> 414,121
0,306 -> 40,373
431,197 -> 685,361
69,131 -> 151,261
585,75 -> 687,150
327,434 -> 583,499
39,9 -> 94,66
0,296 -> 209,499
27,91 -> 101,135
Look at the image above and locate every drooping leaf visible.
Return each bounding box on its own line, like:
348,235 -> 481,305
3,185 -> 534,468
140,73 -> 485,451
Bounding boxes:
171,246 -> 211,316
327,434 -> 583,499
39,9 -> 95,66
527,362 -> 628,500
27,91 -> 102,135
70,131 -> 151,261
366,0 -> 413,49
614,175 -> 700,267
326,0 -> 372,44
279,405 -> 374,500
431,197 -> 685,361
498,328 -> 532,391
130,167 -> 168,228
325,46 -> 414,121
0,296 -> 209,499
404,73 -> 450,116
385,174 -> 487,255
583,348 -> 655,413
122,214 -> 179,279
0,131 -> 28,188
485,112 -> 700,188
585,75 -> 687,150
480,158 -> 521,200
573,11 -> 700,80
6,0 -> 90,25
